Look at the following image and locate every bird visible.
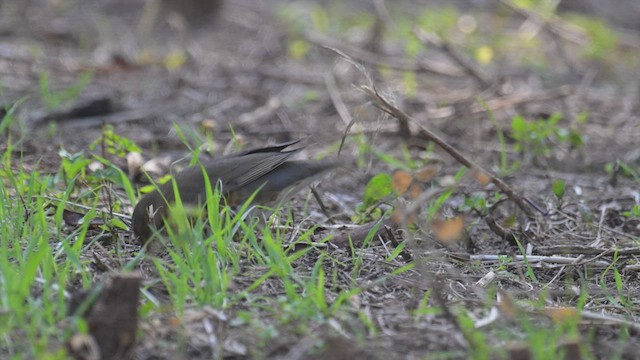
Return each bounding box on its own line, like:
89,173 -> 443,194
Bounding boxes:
131,139 -> 338,243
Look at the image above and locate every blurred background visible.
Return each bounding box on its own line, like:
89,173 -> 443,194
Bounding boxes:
0,0 -> 638,172
2,1 -> 640,359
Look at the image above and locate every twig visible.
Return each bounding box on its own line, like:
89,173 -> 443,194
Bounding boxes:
324,47 -> 411,137
310,186 -> 334,225
325,70 -> 353,127
535,246 -> 640,257
588,205 -> 609,247
454,253 -> 611,267
574,309 -> 640,331
384,224 -> 412,261
42,195 -> 131,221
362,85 -> 536,218
323,57 -> 365,155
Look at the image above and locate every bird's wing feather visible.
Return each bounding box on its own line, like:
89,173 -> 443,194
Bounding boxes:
215,150 -> 298,191
237,138 -> 303,156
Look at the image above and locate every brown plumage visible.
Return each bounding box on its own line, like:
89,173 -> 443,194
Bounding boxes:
131,140 -> 337,243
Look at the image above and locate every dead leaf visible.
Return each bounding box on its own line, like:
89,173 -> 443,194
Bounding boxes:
63,210 -> 105,228
393,170 -> 413,195
474,168 -> 491,186
544,307 -> 581,323
431,216 -> 464,245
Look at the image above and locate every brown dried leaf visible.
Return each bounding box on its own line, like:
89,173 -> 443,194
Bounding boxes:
474,168 -> 491,186
431,216 -> 465,245
393,170 -> 413,195
63,210 -> 105,228
544,307 -> 581,323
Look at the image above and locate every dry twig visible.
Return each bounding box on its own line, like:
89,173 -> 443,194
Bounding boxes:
361,85 -> 536,218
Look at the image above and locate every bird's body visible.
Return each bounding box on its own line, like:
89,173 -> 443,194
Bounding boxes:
132,140 -> 337,243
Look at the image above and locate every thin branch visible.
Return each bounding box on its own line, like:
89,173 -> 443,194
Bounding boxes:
362,85 -> 536,217
452,253 -> 611,268
325,70 -> 353,127
535,246 -> 640,257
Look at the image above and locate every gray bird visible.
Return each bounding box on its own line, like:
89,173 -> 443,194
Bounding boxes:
132,139 -> 338,243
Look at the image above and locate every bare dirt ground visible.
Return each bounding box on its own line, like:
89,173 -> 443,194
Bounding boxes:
2,0 -> 640,359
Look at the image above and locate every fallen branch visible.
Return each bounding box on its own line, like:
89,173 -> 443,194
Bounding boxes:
535,245 -> 640,257
467,254 -> 610,267
361,85 -> 536,218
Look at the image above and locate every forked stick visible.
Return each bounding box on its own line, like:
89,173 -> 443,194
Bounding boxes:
361,85 -> 536,218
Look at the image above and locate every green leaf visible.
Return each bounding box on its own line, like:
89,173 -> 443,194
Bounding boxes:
553,179 -> 566,200
567,130 -> 585,147
363,173 -> 393,207
511,115 -> 526,138
90,166 -> 122,184
289,39 -> 310,61
109,218 -> 129,231
59,149 -> 91,180
89,124 -> 141,157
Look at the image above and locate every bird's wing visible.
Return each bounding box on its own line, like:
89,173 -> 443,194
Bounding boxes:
167,139 -> 305,202
216,150 -> 299,192
238,138 -> 303,155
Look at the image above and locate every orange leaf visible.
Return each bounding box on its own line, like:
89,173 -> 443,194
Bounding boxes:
168,316 -> 182,327
474,169 -> 491,186
544,307 -> 581,323
432,216 -> 465,244
393,170 -> 413,195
